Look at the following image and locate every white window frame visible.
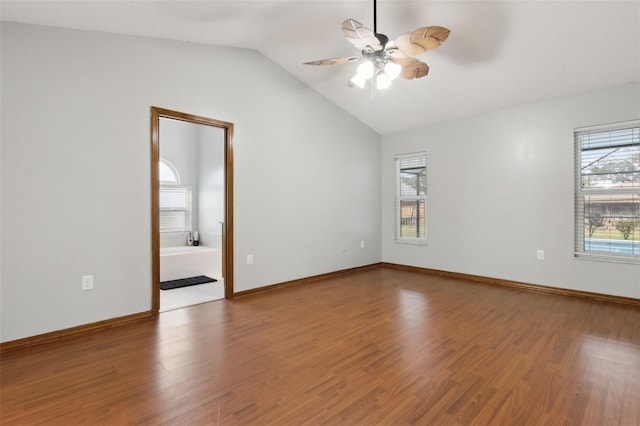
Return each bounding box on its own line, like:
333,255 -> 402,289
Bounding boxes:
574,120 -> 640,264
395,152 -> 427,245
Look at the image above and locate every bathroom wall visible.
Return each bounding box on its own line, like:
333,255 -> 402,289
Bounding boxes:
197,125 -> 225,248
159,118 -> 199,191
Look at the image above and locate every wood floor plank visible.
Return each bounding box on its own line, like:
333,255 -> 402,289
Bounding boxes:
1,267 -> 639,424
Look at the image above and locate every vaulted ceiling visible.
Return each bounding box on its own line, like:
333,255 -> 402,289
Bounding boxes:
2,1 -> 639,135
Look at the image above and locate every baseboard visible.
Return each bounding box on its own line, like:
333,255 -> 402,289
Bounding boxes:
4,263 -> 635,353
0,311 -> 153,354
233,263 -> 383,298
381,262 -> 640,308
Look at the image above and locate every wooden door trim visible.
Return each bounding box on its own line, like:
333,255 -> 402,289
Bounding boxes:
150,107 -> 234,315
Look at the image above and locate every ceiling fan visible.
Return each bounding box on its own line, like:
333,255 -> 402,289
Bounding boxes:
304,0 -> 450,90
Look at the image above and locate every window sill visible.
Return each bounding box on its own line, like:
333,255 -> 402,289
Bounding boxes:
395,239 -> 428,246
574,253 -> 640,265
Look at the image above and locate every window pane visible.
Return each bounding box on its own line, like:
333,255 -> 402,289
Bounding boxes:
159,158 -> 181,184
580,128 -> 640,189
583,193 -> 640,255
400,200 -> 425,238
400,167 -> 426,196
159,161 -> 178,183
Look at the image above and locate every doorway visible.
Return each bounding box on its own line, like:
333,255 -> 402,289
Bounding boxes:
151,107 -> 234,314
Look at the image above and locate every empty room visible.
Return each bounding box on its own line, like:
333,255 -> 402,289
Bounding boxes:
1,1 -> 639,424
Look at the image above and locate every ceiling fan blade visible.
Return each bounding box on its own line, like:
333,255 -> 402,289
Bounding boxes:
424,26 -> 451,43
342,19 -> 383,51
394,26 -> 450,56
304,56 -> 360,66
396,58 -> 430,79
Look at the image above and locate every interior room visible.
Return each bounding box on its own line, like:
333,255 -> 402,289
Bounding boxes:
1,1 -> 638,424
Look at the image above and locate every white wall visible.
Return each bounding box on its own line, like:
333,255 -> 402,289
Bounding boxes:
0,23 -> 381,342
382,83 -> 640,299
197,125 -> 225,249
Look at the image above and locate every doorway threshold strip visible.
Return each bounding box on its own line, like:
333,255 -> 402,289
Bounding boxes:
160,275 -> 217,290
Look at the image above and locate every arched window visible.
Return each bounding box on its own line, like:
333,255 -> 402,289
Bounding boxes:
159,158 -> 191,232
159,158 -> 180,184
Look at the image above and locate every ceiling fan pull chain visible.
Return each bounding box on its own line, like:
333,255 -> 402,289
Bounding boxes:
370,75 -> 375,101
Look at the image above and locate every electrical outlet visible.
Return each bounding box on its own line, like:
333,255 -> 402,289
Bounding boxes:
537,250 -> 545,261
247,254 -> 254,265
82,275 -> 94,290
360,240 -> 365,249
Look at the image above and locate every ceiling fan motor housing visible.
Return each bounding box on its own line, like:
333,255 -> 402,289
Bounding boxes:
362,33 -> 391,70
363,45 -> 392,75
375,33 -> 389,47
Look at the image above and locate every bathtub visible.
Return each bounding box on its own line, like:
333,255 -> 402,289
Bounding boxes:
160,245 -> 222,282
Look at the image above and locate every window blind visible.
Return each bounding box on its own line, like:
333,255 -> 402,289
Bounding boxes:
160,186 -> 192,232
574,121 -> 640,262
395,153 -> 427,243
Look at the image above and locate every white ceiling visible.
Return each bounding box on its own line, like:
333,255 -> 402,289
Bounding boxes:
2,0 -> 639,135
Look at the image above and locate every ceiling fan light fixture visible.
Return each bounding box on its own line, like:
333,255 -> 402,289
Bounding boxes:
350,73 -> 367,88
384,61 -> 402,80
356,61 -> 375,80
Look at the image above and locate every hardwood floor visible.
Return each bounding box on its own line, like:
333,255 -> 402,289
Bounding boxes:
2,267 -> 639,425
